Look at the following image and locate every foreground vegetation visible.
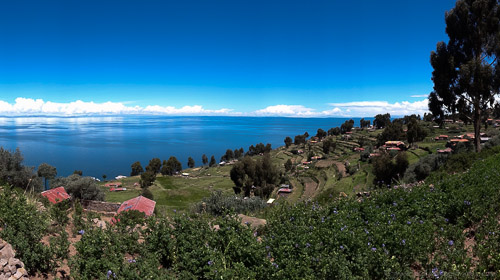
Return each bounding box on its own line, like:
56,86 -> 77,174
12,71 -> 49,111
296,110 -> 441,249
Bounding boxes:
2,147 -> 500,278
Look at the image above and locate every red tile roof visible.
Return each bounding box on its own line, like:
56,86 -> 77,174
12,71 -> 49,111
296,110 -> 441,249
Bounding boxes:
105,182 -> 122,187
117,196 -> 156,216
41,187 -> 71,204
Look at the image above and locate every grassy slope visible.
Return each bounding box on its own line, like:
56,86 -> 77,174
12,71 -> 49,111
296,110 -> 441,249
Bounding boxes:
102,121 -> 486,214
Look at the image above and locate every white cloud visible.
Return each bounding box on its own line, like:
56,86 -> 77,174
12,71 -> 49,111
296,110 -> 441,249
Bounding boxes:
0,98 -> 233,116
410,94 -> 429,98
0,97 -> 430,117
327,100 -> 429,117
253,105 -> 317,117
252,100 -> 428,117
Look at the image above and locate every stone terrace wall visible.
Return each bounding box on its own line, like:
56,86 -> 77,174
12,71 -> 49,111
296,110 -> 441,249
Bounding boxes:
82,200 -> 120,213
0,239 -> 29,280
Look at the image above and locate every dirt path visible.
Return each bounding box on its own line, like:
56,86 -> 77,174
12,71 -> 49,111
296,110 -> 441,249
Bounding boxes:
301,177 -> 318,199
334,161 -> 346,177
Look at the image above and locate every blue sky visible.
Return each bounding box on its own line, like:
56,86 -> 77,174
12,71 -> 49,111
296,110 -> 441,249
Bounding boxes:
0,0 -> 457,117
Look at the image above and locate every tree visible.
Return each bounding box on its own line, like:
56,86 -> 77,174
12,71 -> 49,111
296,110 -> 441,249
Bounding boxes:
294,134 -> 307,145
230,154 -> 279,198
161,157 -> 182,176
146,158 -> 162,174
73,170 -> 83,176
54,174 -> 104,201
373,113 -> 391,129
316,129 -> 327,140
328,127 -> 341,136
37,163 -> 57,190
377,121 -> 405,146
284,136 -> 293,148
429,0 -> 500,152
187,157 -> 195,168
372,151 -> 409,187
406,118 -> 428,145
0,148 -> 42,191
202,154 -> 208,165
140,170 -> 156,188
130,161 -> 144,176
209,155 -> 216,167
230,156 -> 255,196
284,159 -> 293,172
340,119 -> 355,134
234,148 -> 242,159
224,149 -> 234,161
322,138 -> 337,154
360,118 -> 371,128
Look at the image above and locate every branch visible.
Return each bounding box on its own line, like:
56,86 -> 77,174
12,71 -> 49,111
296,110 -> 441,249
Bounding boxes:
489,56 -> 498,66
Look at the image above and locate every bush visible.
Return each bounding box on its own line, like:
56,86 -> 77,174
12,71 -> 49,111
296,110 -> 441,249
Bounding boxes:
403,154 -> 448,183
193,190 -> 267,216
52,175 -> 104,201
141,188 -> 154,200
0,188 -> 68,274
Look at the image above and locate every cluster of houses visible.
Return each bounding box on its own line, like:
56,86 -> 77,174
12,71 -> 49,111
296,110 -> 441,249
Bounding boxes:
40,187 -> 156,219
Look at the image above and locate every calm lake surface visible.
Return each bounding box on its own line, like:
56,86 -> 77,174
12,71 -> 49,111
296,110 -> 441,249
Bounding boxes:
0,116 -> 366,178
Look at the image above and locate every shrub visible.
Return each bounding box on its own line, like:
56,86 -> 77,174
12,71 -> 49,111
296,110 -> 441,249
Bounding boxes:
0,188 -> 67,274
141,188 -> 154,200
193,190 -> 267,216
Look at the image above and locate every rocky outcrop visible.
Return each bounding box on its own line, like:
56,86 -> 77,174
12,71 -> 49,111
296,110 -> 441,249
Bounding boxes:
0,239 -> 29,280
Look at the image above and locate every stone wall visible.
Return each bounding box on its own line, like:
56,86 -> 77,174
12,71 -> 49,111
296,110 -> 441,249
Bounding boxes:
82,200 -> 120,213
0,239 -> 29,280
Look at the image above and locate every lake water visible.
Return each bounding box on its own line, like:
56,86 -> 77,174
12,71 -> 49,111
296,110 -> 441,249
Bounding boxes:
0,116 -> 366,178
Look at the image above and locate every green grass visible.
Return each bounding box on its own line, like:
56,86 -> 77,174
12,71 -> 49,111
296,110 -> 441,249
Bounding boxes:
150,174 -> 234,213
103,188 -> 141,203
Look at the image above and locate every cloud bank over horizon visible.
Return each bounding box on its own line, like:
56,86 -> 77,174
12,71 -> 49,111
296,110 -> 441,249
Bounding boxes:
0,97 -> 429,118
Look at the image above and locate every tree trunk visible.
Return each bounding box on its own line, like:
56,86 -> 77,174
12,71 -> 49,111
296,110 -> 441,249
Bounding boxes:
474,108 -> 481,152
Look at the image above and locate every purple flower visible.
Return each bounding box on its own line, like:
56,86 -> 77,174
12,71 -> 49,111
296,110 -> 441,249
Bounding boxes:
78,229 -> 85,235
272,262 -> 278,269
444,218 -> 449,223
371,247 -> 377,252
393,202 -> 397,206
432,268 -> 439,278
173,209 -> 176,213
128,259 -> 136,263
448,240 -> 454,246
295,243 -> 299,248
407,221 -> 411,225
208,260 -> 214,266
306,243 -> 311,248
464,200 -> 471,206
419,220 -> 424,224
107,270 -> 112,279
402,239 -> 406,245
321,217 -> 325,223
340,245 -> 344,249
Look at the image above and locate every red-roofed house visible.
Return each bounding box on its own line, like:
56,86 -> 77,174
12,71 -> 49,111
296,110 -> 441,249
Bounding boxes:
41,187 -> 71,204
105,182 -> 122,188
117,196 -> 156,217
